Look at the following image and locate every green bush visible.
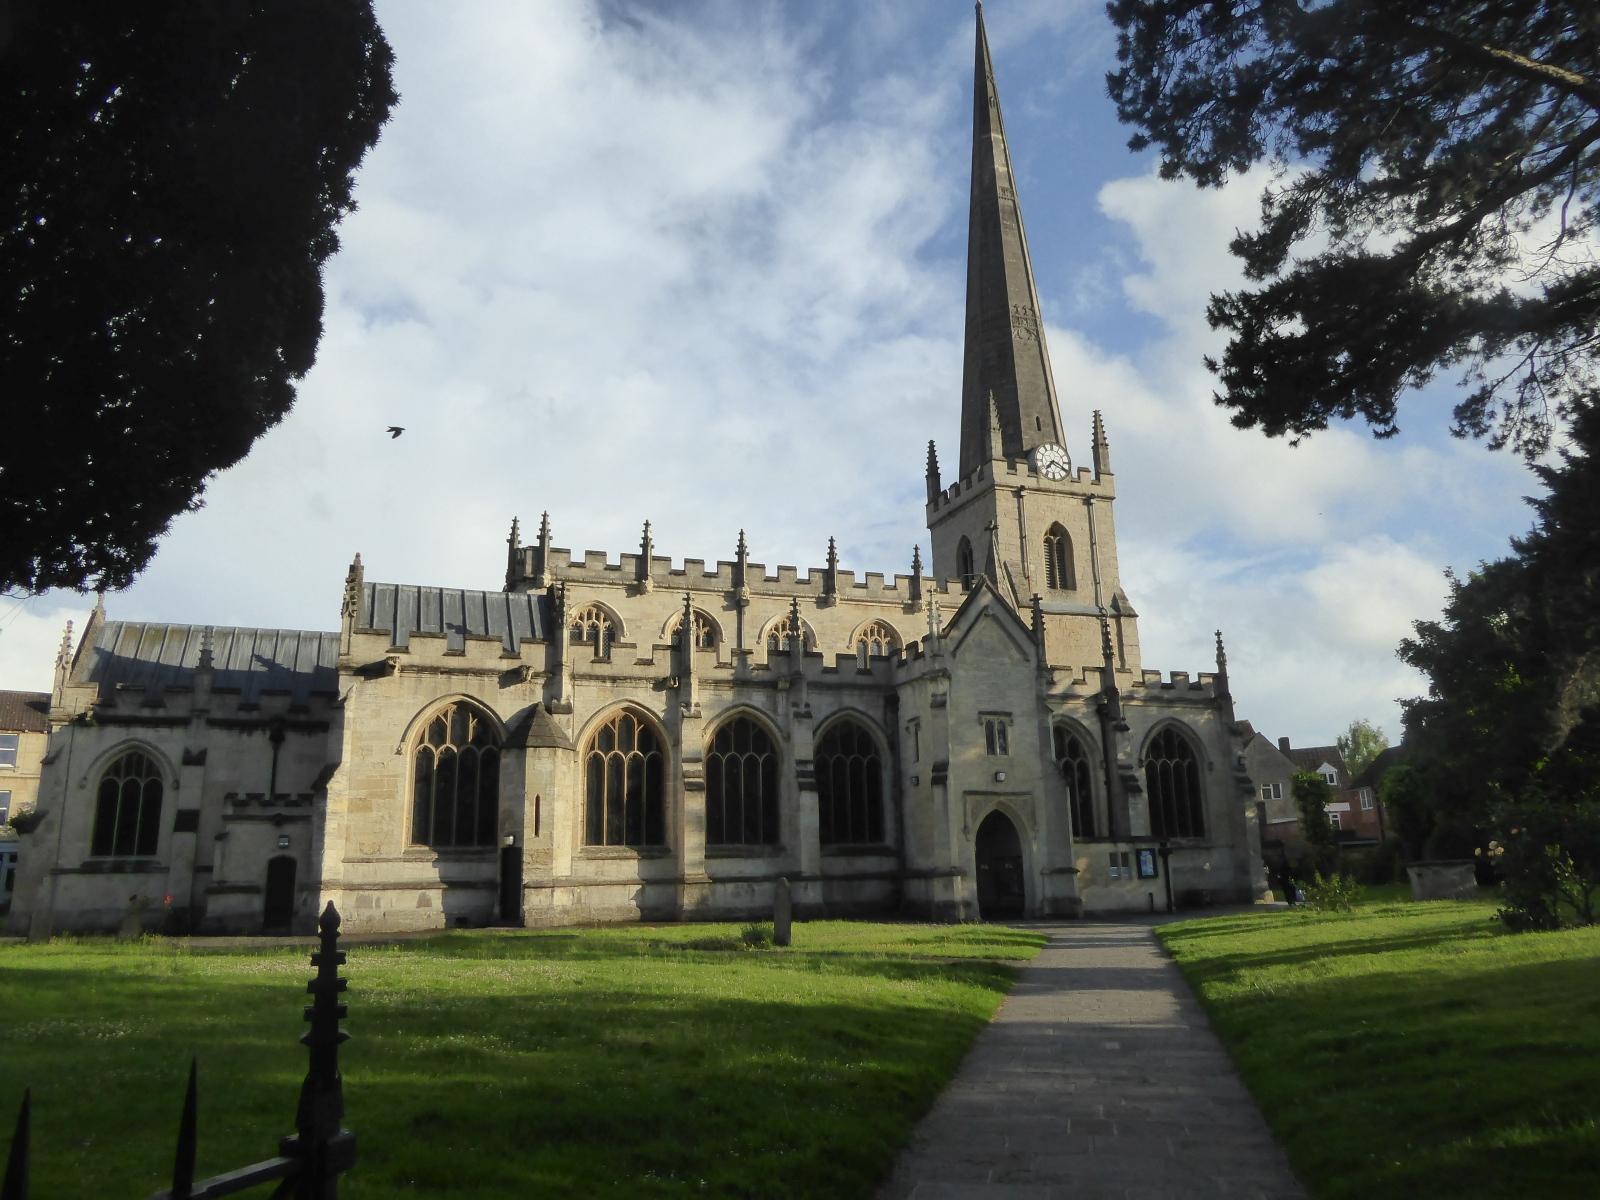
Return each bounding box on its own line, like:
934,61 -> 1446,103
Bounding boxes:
739,922 -> 774,949
1489,793 -> 1600,930
1303,871 -> 1360,913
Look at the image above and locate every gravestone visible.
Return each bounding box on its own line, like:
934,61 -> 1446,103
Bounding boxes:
773,876 -> 792,947
1406,860 -> 1479,901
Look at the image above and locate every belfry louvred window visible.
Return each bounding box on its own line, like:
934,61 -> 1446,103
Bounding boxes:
956,537 -> 975,587
584,708 -> 665,848
412,703 -> 501,848
705,717 -> 779,846
1043,523 -> 1074,590
1053,726 -> 1094,839
1145,726 -> 1205,839
91,749 -> 163,857
816,719 -> 885,846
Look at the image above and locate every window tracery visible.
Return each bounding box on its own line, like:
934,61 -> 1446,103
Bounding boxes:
91,749 -> 163,857
816,719 -> 885,845
764,613 -> 815,654
855,620 -> 900,666
1145,726 -> 1205,839
584,708 -> 665,847
705,717 -> 779,846
411,702 -> 501,848
569,605 -> 616,655
671,609 -> 718,650
1053,726 -> 1095,839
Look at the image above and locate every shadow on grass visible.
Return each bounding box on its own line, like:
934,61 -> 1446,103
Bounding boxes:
0,935 -> 1019,1200
1182,939 -> 1600,1200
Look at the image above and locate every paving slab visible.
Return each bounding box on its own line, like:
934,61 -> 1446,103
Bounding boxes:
878,919 -> 1305,1200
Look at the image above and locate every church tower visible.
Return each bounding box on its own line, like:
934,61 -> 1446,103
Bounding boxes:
927,4 -> 1141,677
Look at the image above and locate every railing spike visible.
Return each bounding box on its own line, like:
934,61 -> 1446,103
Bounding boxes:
1,1089 -> 29,1200
171,1059 -> 198,1200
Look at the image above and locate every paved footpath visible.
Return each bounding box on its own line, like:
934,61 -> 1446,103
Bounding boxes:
878,918 -> 1306,1200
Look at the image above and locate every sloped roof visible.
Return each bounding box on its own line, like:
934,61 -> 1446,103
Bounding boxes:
1283,745 -> 1348,777
359,582 -> 552,655
0,690 -> 49,733
75,622 -> 339,704
506,703 -> 575,750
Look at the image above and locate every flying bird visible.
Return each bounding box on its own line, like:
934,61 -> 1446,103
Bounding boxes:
386,426 -> 405,439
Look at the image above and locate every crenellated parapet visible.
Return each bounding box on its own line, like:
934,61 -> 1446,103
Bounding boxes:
925,455 -> 1116,521
509,543 -> 954,604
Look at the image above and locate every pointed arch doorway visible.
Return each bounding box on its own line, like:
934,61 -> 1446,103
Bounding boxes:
975,810 -> 1025,919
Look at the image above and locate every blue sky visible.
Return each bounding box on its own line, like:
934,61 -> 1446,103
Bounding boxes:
0,0 -> 1541,745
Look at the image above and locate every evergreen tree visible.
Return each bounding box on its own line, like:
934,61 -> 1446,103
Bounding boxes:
1,1 -> 396,594
1107,1 -> 1600,458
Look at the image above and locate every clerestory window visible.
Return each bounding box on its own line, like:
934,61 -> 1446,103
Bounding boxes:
569,605 -> 615,656
855,620 -> 900,666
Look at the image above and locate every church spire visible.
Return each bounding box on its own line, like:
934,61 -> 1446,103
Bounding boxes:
957,2 -> 1066,478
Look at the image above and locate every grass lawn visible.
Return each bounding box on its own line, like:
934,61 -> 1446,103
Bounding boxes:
0,921 -> 1041,1197
1158,893 -> 1600,1200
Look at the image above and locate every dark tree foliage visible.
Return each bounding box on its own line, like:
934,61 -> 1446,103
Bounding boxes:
1399,400 -> 1600,810
1107,1 -> 1600,458
1,2 -> 396,594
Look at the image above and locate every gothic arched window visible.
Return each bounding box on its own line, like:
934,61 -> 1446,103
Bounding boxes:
816,719 -> 885,846
1146,726 -> 1205,839
765,613 -> 815,654
1054,726 -> 1095,839
91,749 -> 163,857
956,537 -> 975,588
570,605 -> 615,656
705,717 -> 779,846
412,702 -> 501,848
1043,523 -> 1075,590
584,708 -> 666,847
855,620 -> 900,666
671,609 -> 718,650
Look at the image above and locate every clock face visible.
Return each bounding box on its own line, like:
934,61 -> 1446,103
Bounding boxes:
1033,443 -> 1070,481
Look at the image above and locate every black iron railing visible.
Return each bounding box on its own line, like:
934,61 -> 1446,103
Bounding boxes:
2,901 -> 355,1200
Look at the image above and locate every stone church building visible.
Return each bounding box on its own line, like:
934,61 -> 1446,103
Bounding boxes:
10,10 -> 1267,937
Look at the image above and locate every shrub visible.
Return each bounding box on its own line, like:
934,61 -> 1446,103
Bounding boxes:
739,922 -> 774,949
1488,793 -> 1600,931
1302,871 -> 1360,913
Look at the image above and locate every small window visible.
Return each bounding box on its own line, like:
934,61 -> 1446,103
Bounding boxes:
1321,769 -> 1337,786
1260,782 -> 1283,801
907,720 -> 921,763
1042,523 -> 1075,590
1107,851 -> 1120,880
0,791 -> 10,823
984,717 -> 1009,756
0,734 -> 16,769
673,609 -> 717,650
570,605 -> 616,656
855,620 -> 900,666
1359,788 -> 1374,810
1329,812 -> 1342,830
